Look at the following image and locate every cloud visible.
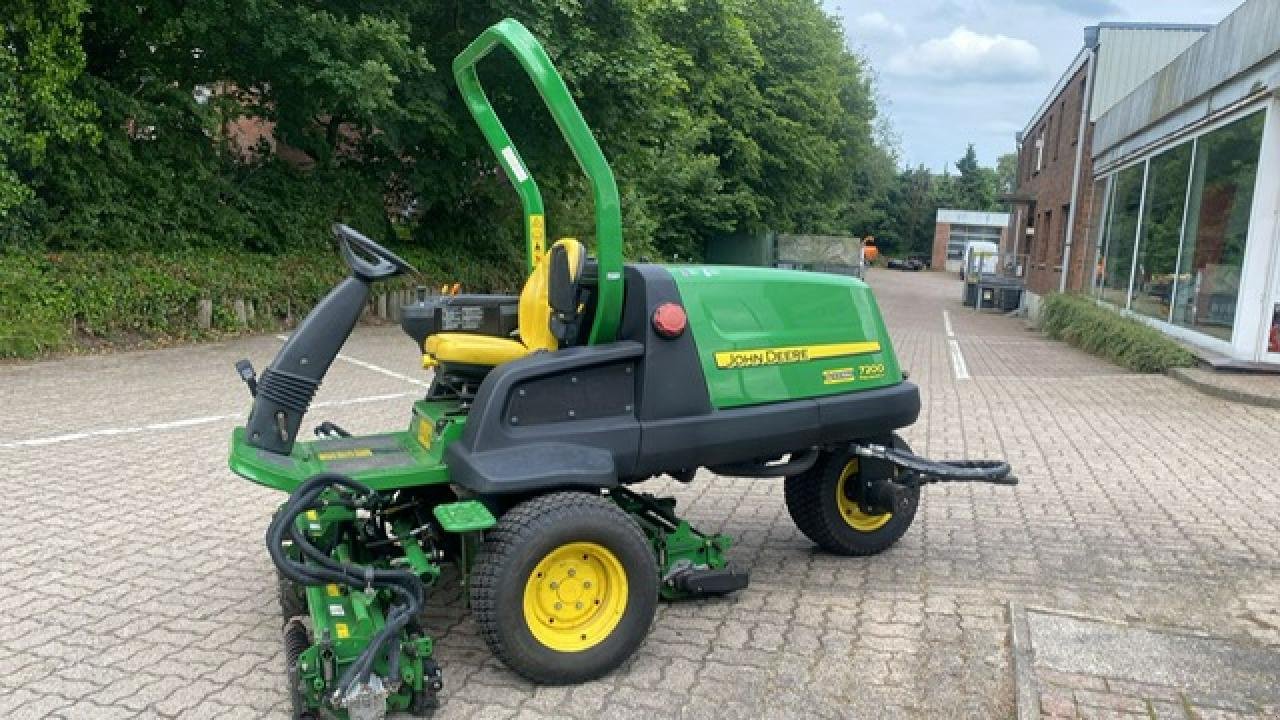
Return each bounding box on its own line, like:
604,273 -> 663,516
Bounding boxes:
887,26 -> 1044,83
850,11 -> 906,39
1022,0 -> 1122,16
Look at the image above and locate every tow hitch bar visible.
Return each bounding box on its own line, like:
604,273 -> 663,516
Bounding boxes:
852,443 -> 1017,488
848,443 -> 1015,516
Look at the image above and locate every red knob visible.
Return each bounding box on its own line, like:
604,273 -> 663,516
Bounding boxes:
652,303 -> 687,339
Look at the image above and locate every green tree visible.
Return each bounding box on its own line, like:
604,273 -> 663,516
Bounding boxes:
995,151 -> 1018,196
953,143 -> 999,211
0,0 -> 97,219
7,0 -> 899,277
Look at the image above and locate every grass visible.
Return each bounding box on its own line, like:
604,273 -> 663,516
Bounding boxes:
1039,292 -> 1197,373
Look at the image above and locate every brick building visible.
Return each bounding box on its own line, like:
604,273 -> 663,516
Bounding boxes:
932,210 -> 1009,274
1007,23 -> 1210,312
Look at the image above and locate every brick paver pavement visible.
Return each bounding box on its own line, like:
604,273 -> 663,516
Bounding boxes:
1,268 -> 1276,719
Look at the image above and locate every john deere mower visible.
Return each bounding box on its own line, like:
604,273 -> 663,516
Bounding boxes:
228,18 -> 1015,720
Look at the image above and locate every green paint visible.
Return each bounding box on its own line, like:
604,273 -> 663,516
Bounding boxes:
611,491 -> 732,600
228,399 -> 463,493
670,265 -> 903,408
292,512 -> 439,716
433,500 -> 497,533
453,19 -> 623,344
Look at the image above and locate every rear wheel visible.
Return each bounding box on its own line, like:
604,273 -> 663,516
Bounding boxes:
470,492 -> 658,684
784,437 -> 919,556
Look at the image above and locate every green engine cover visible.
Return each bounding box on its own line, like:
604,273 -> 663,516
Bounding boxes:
669,265 -> 902,408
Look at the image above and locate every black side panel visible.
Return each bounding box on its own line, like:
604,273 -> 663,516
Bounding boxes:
507,362 -> 636,426
636,402 -> 820,476
448,443 -> 616,495
633,381 -> 921,478
618,265 -> 712,421
447,342 -> 645,494
814,381 -> 920,443
245,276 -> 369,454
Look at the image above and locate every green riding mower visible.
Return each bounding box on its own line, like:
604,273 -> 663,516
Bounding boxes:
227,19 -> 1015,720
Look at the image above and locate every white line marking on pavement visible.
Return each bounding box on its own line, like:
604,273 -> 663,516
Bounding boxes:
943,310 -> 970,380
948,339 -> 970,380
0,392 -> 416,450
276,335 -> 431,388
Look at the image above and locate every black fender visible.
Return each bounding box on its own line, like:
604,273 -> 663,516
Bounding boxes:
445,342 -> 644,494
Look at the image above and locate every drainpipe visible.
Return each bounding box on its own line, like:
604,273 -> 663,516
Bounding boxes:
1060,33 -> 1098,293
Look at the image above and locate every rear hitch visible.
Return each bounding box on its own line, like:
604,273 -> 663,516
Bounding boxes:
851,442 -> 1017,488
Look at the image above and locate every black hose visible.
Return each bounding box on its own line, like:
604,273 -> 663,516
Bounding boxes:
855,444 -> 1017,485
266,473 -> 426,704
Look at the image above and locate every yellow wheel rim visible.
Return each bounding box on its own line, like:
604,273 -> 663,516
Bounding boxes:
835,459 -> 892,532
522,541 -> 628,652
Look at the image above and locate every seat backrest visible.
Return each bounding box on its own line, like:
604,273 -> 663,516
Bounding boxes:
517,238 -> 585,352
548,239 -> 586,345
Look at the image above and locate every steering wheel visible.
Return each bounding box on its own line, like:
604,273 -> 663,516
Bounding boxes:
332,223 -> 418,282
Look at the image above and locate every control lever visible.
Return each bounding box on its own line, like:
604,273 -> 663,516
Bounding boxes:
235,359 -> 258,397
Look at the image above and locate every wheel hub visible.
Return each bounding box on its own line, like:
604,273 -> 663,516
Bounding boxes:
523,541 -> 627,652
836,459 -> 892,532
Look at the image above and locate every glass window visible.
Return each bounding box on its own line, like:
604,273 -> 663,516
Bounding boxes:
1098,163 -> 1144,308
1131,143 -> 1193,322
1171,111 -> 1265,341
1087,178 -> 1110,294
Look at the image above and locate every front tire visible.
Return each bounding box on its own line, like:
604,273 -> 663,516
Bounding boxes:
784,437 -> 919,556
470,492 -> 658,684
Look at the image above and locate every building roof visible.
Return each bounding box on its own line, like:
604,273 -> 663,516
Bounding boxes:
936,209 -> 1010,227
1093,0 -> 1280,165
1019,22 -> 1211,142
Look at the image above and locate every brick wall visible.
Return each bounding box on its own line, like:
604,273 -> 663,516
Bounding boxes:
1011,62 -> 1097,296
931,222 -> 951,270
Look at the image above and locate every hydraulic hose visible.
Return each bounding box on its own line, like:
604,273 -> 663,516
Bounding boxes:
853,443 -> 1017,485
266,473 -> 426,704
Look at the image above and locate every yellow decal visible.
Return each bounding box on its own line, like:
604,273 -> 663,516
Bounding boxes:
306,510 -> 318,521
858,363 -> 887,380
335,623 -> 350,639
316,448 -> 374,461
417,419 -> 433,451
529,214 -> 546,257
326,584 -> 342,597
823,367 -> 856,385
714,341 -> 881,370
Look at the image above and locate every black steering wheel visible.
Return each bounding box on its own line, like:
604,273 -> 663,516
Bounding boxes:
332,223 -> 418,282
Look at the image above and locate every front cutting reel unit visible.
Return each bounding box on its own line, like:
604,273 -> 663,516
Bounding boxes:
227,19 -> 1016,719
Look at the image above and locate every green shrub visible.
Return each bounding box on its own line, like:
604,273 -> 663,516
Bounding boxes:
0,244 -> 520,359
1040,293 -> 1197,373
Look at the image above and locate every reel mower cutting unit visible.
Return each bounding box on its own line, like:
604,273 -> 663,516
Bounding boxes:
227,19 -> 1015,720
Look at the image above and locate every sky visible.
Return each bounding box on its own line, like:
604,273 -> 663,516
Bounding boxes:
822,0 -> 1245,171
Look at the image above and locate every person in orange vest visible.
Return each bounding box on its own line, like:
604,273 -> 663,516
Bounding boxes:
862,236 -> 879,265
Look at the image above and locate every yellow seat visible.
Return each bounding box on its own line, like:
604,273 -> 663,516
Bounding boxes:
424,333 -> 531,366
424,238 -> 584,369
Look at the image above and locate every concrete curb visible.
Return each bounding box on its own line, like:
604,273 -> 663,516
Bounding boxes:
1166,367 -> 1280,409
1009,602 -> 1040,720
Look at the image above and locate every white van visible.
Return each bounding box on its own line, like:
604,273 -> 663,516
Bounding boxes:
961,241 -> 999,278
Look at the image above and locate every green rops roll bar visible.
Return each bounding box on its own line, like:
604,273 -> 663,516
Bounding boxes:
452,18 -> 623,344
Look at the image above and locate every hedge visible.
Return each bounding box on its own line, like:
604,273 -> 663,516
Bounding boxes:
0,244 -> 522,359
1039,293 -> 1197,373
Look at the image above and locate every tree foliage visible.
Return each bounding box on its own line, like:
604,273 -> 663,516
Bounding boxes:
0,1 -> 98,217
3,0 -> 903,282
